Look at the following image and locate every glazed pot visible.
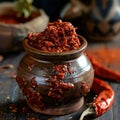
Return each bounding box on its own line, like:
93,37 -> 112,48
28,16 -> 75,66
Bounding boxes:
16,35 -> 94,115
84,0 -> 120,41
61,0 -> 120,41
0,2 -> 49,53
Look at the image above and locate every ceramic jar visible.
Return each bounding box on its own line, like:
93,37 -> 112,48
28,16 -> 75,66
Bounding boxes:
61,0 -> 120,41
16,35 -> 94,115
0,2 -> 49,53
83,0 -> 120,41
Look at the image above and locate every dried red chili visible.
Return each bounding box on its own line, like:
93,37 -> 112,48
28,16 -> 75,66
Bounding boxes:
80,78 -> 114,120
86,52 -> 120,82
27,19 -> 81,52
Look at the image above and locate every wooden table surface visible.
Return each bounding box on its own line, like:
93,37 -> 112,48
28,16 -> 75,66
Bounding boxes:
0,39 -> 120,120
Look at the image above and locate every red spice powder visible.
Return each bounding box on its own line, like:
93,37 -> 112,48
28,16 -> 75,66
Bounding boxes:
27,19 -> 81,52
87,47 -> 120,71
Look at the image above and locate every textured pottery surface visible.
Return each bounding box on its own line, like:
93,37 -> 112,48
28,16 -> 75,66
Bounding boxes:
16,36 -> 94,115
0,2 -> 49,53
61,0 -> 120,41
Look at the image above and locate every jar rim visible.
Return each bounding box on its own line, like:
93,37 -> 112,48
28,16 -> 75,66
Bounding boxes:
23,35 -> 87,61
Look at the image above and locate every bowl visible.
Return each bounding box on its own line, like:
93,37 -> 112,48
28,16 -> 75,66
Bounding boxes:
0,2 -> 49,53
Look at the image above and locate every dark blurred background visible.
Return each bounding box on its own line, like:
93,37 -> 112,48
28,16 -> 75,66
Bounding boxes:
0,0 -> 70,21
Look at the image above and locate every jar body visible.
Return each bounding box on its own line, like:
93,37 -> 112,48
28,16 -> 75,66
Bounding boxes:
61,0 -> 120,41
16,52 -> 94,115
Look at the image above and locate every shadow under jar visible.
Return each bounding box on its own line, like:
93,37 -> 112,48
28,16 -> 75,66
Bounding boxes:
16,35 -> 94,115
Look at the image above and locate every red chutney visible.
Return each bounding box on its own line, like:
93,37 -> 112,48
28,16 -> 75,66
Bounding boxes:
26,20 -> 81,102
27,19 -> 81,52
47,65 -> 74,99
0,12 -> 40,24
0,15 -> 19,24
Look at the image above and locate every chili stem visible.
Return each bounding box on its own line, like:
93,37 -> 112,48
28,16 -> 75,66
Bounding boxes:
79,106 -> 95,120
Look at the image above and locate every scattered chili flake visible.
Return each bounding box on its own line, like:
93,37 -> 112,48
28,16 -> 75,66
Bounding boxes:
27,117 -> 39,120
22,106 -> 29,113
87,47 -> 120,71
31,77 -> 38,88
47,118 -> 52,120
27,19 -> 81,52
81,82 -> 90,96
27,63 -> 35,72
11,74 -> 17,79
9,104 -> 17,113
59,82 -> 74,89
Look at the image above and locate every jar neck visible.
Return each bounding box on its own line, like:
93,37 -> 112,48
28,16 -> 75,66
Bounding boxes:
23,35 -> 87,62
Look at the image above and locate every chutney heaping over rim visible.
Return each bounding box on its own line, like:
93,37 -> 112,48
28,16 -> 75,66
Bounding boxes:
23,19 -> 87,61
